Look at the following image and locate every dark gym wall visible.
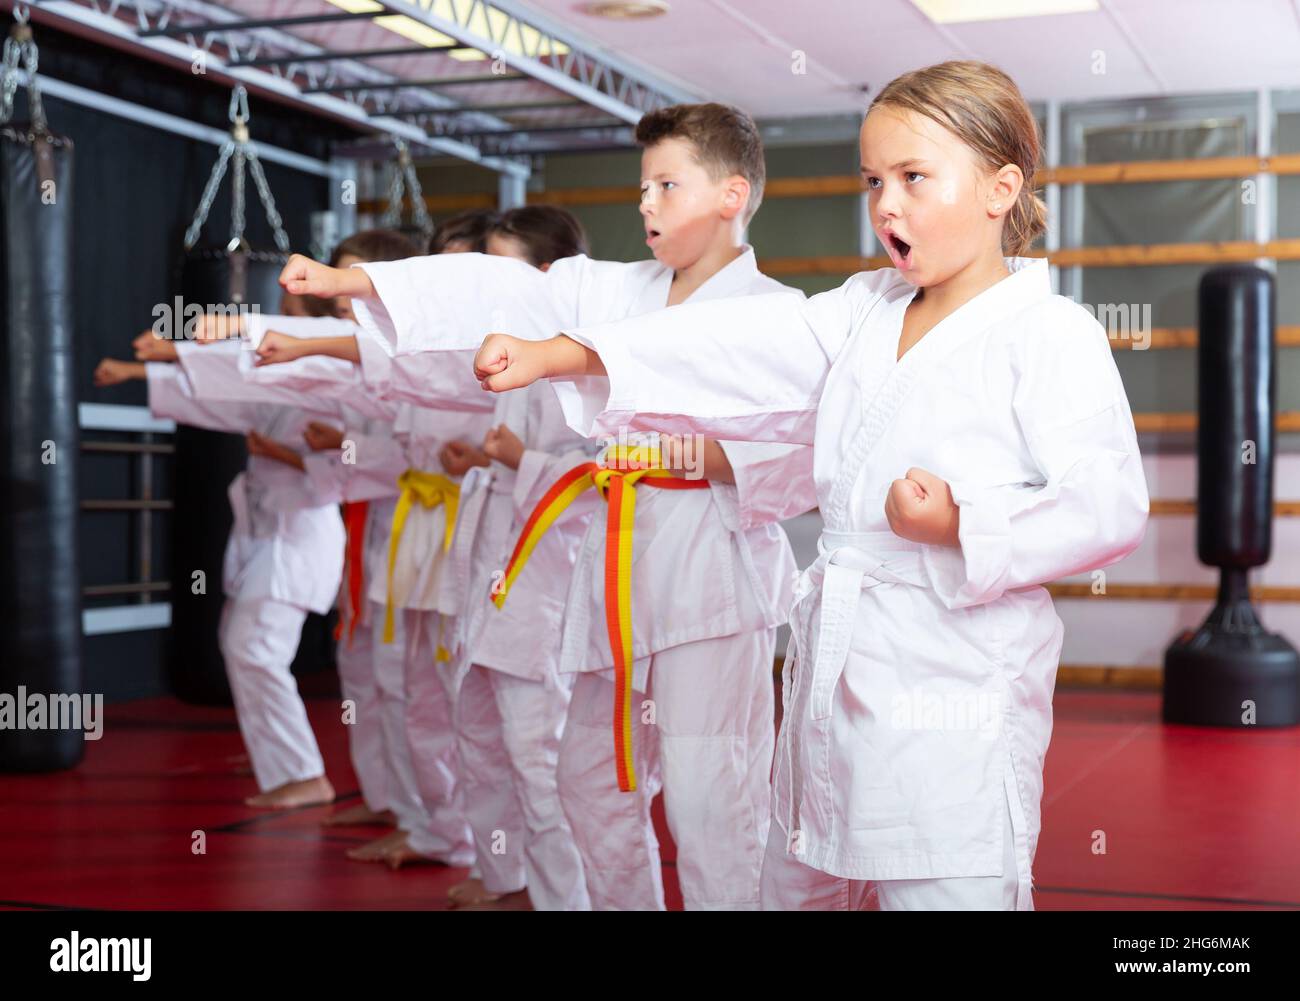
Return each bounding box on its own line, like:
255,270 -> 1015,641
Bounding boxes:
16,23 -> 360,702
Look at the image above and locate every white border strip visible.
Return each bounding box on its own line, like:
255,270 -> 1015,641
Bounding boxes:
83,603 -> 172,635
79,402 -> 175,433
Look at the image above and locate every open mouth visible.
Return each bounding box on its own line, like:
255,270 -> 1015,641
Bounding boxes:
887,231 -> 913,266
646,228 -> 662,246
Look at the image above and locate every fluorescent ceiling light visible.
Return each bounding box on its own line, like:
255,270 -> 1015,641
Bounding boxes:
325,0 -> 569,63
911,0 -> 1099,23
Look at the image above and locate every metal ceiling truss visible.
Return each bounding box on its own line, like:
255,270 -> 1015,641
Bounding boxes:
21,0 -> 695,167
374,0 -> 692,123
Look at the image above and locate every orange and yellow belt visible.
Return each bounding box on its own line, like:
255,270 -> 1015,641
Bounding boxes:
334,500 -> 370,648
493,445 -> 709,793
384,469 -> 459,660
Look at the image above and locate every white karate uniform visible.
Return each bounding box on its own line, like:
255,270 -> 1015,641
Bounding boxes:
174,331 -> 419,825
351,249 -> 819,909
299,414 -> 407,822
362,320 -> 597,910
252,310 -> 595,907
551,255 -> 1151,910
145,346 -> 344,792
236,317 -> 488,865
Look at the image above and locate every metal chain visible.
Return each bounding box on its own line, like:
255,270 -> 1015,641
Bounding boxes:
182,85 -> 291,253
230,145 -> 246,247
1,5 -> 47,132
247,148 -> 291,253
182,139 -> 233,250
403,146 -> 434,238
380,138 -> 433,239
0,34 -> 20,124
379,144 -> 406,230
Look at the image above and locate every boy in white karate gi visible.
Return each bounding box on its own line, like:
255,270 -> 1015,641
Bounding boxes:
275,104 -> 819,910
473,61 -> 1151,910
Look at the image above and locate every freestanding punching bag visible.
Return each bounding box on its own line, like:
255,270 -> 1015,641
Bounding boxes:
0,17 -> 85,771
1163,265 -> 1300,726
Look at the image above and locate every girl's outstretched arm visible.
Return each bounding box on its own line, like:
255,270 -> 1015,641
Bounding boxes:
475,273 -> 889,446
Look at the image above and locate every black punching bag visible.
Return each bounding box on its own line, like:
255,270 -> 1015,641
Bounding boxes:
168,248 -> 286,705
0,120 -> 85,767
1163,265 -> 1300,726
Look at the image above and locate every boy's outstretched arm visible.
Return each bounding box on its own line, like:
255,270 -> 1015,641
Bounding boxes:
255,331 -> 361,366
474,333 -> 605,393
279,253 -> 375,300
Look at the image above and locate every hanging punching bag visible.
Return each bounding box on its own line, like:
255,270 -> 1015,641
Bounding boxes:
167,86 -> 335,704
168,248 -> 287,705
1163,265 -> 1300,726
0,21 -> 85,771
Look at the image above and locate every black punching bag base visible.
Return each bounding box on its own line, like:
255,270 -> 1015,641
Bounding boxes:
1163,600 -> 1300,727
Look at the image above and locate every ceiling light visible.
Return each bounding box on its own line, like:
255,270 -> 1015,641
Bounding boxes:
576,1 -> 671,20
324,0 -> 569,62
911,0 -> 1098,24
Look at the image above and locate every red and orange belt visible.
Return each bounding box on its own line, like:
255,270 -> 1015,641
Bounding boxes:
492,445 -> 709,793
334,500 -> 369,648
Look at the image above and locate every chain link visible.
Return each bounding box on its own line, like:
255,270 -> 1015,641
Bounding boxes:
182,85 -> 291,253
182,140 -> 233,250
1,6 -> 47,132
248,149 -> 291,253
230,146 -> 246,247
379,137 -> 433,239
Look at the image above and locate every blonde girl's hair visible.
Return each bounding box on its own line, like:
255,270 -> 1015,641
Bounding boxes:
870,61 -> 1047,256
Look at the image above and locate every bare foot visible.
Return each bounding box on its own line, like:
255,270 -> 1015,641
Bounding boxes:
383,841 -> 452,870
321,805 -> 397,828
346,829 -> 408,862
454,888 -> 533,911
245,776 -> 335,809
448,877 -> 493,906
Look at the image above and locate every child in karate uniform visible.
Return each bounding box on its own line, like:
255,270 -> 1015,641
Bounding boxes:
93,340 -> 344,810
179,230 -> 433,841
473,61 -> 1150,910
188,229 -> 486,868
226,208 -> 594,907
275,104 -> 819,910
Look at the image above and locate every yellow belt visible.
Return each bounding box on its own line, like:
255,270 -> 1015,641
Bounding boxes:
493,445 -> 709,792
384,469 -> 459,657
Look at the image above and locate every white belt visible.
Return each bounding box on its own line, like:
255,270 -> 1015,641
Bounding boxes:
780,529 -> 928,843
801,530 -> 928,721
439,466 -> 492,622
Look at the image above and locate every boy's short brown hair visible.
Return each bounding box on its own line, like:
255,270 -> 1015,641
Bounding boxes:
634,102 -> 766,223
328,228 -> 421,266
429,208 -> 499,255
491,205 -> 589,267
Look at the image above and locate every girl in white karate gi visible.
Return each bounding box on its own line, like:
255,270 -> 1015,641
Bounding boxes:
471,61 -> 1150,910
93,339 -> 344,810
